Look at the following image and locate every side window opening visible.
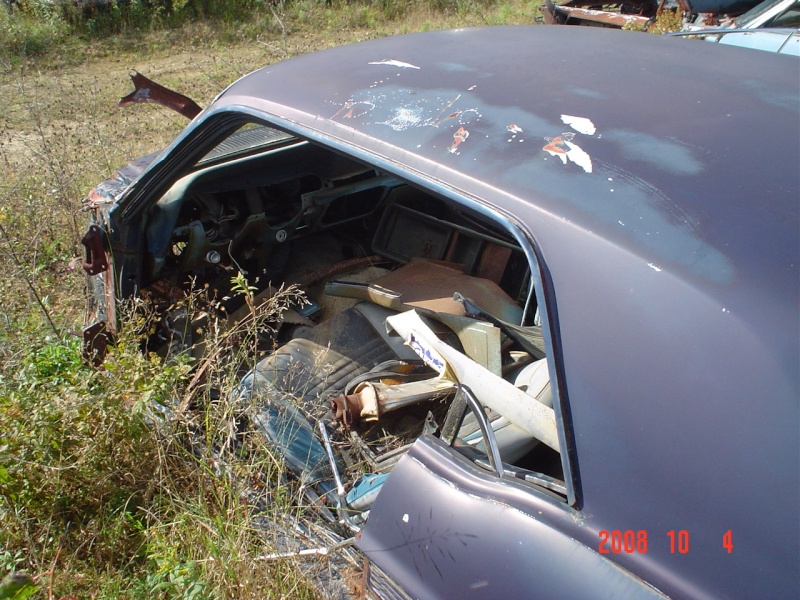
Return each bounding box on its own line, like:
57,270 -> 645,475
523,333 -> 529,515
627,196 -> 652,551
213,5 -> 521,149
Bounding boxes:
137,128 -> 573,522
380,287 -> 568,501
442,385 -> 567,497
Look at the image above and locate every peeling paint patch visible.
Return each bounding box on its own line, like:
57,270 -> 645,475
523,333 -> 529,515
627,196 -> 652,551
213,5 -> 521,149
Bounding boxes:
332,99 -> 376,120
378,106 -> 427,131
368,59 -> 420,69
507,123 -> 524,143
543,134 -> 572,156
449,127 -> 469,154
543,133 -> 593,173
433,94 -> 462,125
561,114 -> 597,135
330,87 -> 482,148
435,110 -> 461,127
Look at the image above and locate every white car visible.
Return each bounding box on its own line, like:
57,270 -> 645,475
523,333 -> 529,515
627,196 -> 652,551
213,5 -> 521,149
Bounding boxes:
679,0 -> 800,54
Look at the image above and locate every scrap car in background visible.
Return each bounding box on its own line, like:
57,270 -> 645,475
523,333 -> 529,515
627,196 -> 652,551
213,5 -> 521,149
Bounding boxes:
539,0 -> 659,29
540,0 -> 763,29
674,0 -> 800,54
673,25 -> 800,52
82,26 -> 799,598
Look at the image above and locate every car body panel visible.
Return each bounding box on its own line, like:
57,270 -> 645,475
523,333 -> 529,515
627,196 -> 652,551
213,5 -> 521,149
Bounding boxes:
679,0 -> 800,53
719,26 -> 800,50
684,0 -> 762,11
83,27 -> 799,598
119,28 -> 798,320
357,436 -> 668,599
687,26 -> 800,52
734,0 -> 800,27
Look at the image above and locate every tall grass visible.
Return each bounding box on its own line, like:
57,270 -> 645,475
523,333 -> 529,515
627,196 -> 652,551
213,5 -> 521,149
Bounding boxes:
0,0 -> 544,594
0,287 -> 325,598
0,0 -> 539,63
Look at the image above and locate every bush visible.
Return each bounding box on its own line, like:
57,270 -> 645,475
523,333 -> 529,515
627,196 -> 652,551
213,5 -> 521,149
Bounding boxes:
0,284 -> 321,597
0,2 -> 71,58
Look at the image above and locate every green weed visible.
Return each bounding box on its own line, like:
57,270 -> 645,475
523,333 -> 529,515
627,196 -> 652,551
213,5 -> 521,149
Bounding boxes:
0,1 -> 546,595
648,8 -> 682,33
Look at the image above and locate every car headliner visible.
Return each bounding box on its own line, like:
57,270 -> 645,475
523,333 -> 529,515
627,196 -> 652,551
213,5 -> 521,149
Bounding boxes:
117,27 -> 798,596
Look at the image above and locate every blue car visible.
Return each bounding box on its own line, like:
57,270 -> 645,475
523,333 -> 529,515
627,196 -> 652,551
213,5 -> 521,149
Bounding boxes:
82,27 -> 799,599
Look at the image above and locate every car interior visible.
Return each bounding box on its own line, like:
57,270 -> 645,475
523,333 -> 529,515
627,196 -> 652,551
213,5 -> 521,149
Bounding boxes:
139,123 -> 567,524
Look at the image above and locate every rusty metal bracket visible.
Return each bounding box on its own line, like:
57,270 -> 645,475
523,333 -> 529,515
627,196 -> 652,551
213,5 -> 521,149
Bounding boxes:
83,321 -> 110,367
119,70 -> 202,120
81,224 -> 109,276
331,378 -> 455,429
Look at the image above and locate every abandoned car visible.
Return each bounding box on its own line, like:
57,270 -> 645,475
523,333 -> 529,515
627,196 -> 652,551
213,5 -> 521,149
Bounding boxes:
82,26 -> 799,599
673,0 -> 800,54
540,0 -> 764,29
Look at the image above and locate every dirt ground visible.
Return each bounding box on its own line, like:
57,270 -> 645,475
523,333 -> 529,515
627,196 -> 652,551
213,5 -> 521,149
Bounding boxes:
0,24 -> 422,327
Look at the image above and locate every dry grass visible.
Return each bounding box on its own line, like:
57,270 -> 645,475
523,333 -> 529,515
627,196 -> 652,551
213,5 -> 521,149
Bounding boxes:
0,2 -> 543,597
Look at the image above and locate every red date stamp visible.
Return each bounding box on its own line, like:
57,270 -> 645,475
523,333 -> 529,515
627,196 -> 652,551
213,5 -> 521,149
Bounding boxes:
598,530 -> 649,554
598,530 -> 734,554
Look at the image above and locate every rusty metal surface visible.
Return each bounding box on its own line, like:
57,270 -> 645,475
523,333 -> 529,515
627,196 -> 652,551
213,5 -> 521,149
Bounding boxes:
541,0 -> 761,24
540,0 -> 655,28
80,224 -> 108,276
82,321 -> 109,367
84,151 -> 160,208
331,391 -> 368,428
557,6 -> 653,27
119,70 -> 202,120
331,378 -> 454,428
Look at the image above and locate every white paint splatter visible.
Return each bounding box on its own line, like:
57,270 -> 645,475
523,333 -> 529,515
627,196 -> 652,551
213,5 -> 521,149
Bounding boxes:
647,263 -> 662,272
402,514 -> 409,523
562,141 -> 593,173
378,106 -> 425,131
368,59 -> 420,69
561,114 -> 597,135
543,133 -> 593,173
